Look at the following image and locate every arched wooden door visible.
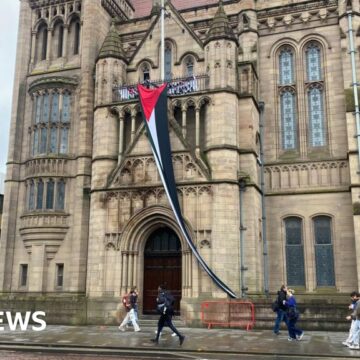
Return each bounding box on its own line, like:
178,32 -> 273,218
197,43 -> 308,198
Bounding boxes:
143,227 -> 182,314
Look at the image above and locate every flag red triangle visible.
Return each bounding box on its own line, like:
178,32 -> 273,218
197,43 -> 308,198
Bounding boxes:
138,83 -> 167,121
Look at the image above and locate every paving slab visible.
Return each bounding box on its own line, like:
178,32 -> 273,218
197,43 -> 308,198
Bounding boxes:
0,325 -> 358,358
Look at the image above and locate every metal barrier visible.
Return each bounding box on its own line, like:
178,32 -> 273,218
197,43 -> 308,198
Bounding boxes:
200,301 -> 255,330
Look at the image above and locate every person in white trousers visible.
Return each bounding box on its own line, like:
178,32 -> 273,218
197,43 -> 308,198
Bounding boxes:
118,287 -> 141,332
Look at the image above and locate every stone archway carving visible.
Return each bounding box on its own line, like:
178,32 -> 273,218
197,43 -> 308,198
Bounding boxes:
119,205 -> 193,296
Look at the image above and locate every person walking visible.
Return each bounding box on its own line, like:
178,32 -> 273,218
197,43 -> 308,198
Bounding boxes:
273,284 -> 289,335
151,284 -> 185,345
342,291 -> 359,347
118,286 -> 141,332
346,292 -> 360,349
284,289 -> 303,341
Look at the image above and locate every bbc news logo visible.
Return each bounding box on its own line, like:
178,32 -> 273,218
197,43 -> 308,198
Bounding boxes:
0,311 -> 46,331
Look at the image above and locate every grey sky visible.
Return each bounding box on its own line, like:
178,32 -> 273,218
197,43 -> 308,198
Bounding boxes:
0,1 -> 20,174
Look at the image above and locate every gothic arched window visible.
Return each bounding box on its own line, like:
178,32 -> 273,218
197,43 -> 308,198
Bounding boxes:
279,47 -> 294,85
278,46 -> 297,151
305,42 -> 326,148
184,56 -> 194,77
284,217 -> 305,286
69,17 -> 81,56
37,23 -> 48,61
141,63 -> 150,82
314,216 -> 335,287
53,20 -> 64,58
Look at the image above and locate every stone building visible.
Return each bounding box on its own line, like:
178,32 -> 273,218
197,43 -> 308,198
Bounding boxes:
1,0 -> 360,327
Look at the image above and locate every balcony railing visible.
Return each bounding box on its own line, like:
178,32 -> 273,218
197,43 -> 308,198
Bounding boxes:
112,74 -> 210,102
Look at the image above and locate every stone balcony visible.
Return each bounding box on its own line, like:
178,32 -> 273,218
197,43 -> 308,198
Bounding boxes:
112,74 -> 210,103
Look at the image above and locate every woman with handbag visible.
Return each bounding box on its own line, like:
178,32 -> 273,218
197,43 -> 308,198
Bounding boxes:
284,289 -> 304,341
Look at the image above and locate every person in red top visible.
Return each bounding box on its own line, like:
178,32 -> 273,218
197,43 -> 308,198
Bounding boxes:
118,286 -> 141,332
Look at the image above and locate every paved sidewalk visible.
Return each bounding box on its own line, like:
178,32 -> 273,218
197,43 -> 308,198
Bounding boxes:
0,325 -> 359,358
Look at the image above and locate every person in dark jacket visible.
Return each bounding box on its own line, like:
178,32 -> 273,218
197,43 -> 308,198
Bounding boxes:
151,284 -> 185,346
284,289 -> 303,341
273,284 -> 289,335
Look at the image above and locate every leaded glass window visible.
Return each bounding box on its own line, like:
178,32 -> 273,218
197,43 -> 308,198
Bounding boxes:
35,96 -> 41,123
56,179 -> 65,210
40,127 -> 47,154
32,129 -> 39,156
279,47 -> 294,85
31,91 -> 71,156
51,93 -> 59,122
285,217 -> 305,286
306,43 -> 321,82
36,180 -> 44,210
62,93 -> 70,122
314,216 -> 335,287
46,179 -> 55,209
60,127 -> 68,154
281,90 -> 297,150
43,93 -> 50,122
50,126 -> 57,153
308,86 -> 325,147
165,42 -> 172,81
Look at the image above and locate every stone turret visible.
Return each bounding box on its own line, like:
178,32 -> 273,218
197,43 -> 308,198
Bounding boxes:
95,21 -> 127,105
204,0 -> 238,90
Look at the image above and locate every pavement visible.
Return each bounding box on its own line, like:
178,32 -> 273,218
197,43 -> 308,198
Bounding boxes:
0,323 -> 359,359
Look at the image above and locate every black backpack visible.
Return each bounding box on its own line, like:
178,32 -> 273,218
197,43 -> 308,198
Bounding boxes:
271,298 -> 279,312
157,291 -> 175,315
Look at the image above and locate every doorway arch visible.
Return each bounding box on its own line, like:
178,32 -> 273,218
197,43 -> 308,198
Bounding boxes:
143,227 -> 182,314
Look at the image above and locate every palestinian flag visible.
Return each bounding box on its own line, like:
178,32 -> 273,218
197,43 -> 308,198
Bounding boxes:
138,83 -> 237,299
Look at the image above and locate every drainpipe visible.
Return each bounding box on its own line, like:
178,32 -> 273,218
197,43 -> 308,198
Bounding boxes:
239,178 -> 248,298
347,10 -> 360,171
258,101 -> 269,296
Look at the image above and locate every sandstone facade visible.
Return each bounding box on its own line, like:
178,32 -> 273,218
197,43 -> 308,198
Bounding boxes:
1,0 -> 359,326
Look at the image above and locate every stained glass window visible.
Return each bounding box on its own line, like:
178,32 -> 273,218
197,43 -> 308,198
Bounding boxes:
279,48 -> 294,85
281,91 -> 297,150
314,216 -> 335,287
285,217 -> 305,286
306,43 -> 321,81
308,86 -> 325,147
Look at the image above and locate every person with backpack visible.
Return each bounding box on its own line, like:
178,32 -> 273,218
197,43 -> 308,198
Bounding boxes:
118,286 -> 141,332
150,284 -> 185,345
284,289 -> 303,341
273,284 -> 289,335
